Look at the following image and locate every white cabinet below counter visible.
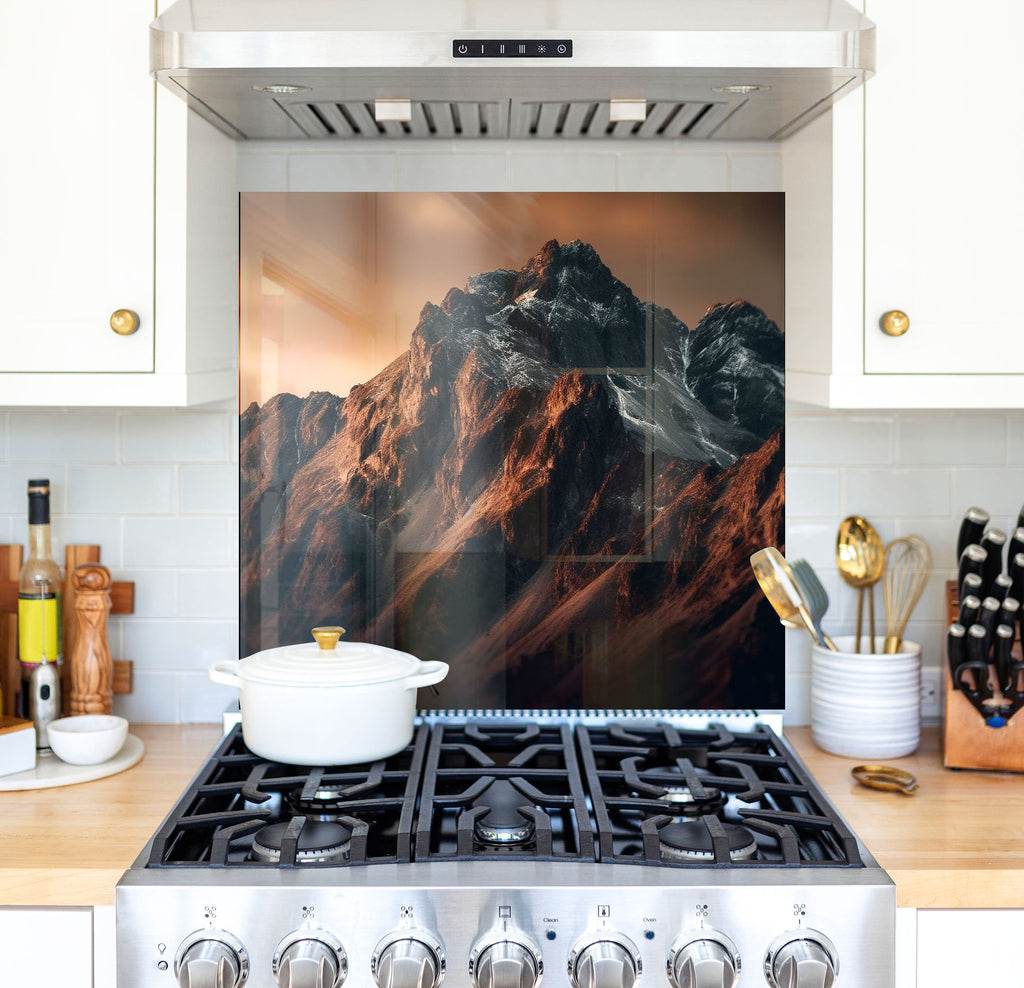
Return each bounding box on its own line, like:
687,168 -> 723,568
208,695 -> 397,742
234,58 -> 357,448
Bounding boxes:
0,0 -> 237,408
783,0 -> 1024,409
0,906 -> 104,988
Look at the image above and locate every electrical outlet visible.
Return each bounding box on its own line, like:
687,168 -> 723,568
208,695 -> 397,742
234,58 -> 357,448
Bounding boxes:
920,667 -> 942,720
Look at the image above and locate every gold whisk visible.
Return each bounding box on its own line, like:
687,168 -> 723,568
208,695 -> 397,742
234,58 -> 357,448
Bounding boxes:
882,535 -> 933,654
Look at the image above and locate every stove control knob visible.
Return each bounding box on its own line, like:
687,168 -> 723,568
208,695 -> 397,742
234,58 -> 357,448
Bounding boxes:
273,931 -> 347,988
764,931 -> 838,988
568,933 -> 642,988
668,932 -> 740,988
470,935 -> 544,988
174,930 -> 249,988
372,931 -> 446,988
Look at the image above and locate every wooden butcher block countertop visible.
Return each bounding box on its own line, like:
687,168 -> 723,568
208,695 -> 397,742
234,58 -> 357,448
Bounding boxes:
1,725 -> 1022,909
0,724 -> 222,907
786,726 -> 1024,909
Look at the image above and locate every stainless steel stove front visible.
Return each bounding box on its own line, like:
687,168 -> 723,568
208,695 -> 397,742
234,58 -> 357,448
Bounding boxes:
117,860 -> 894,987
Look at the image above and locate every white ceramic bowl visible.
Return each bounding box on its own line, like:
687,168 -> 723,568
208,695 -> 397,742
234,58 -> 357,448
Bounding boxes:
47,715 -> 128,765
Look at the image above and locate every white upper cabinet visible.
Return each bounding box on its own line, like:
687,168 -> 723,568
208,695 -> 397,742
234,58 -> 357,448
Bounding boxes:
785,0 -> 1024,408
0,0 -> 236,407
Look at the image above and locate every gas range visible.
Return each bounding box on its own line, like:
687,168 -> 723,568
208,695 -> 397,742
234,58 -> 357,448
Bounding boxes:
116,716 -> 894,987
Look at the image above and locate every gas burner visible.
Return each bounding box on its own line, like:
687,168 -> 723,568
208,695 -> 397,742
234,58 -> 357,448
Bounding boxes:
657,821 -> 757,863
472,780 -> 536,845
251,820 -> 352,864
655,784 -> 727,817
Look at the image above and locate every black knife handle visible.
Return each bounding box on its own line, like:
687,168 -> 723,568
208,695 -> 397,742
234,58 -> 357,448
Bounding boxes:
958,594 -> 982,628
958,544 -> 988,597
957,507 -> 990,562
960,572 -> 984,601
1017,502 -> 1024,534
980,528 -> 1008,587
955,660 -> 993,700
1009,527 -> 1024,567
990,573 -> 1014,603
978,596 -> 1002,645
947,623 -> 967,689
1011,552 -> 1024,605
995,624 -> 1016,695
965,624 -> 993,698
998,596 -> 1020,631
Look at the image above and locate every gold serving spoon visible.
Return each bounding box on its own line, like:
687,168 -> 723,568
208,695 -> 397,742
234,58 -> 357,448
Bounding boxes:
836,516 -> 886,653
750,547 -> 839,651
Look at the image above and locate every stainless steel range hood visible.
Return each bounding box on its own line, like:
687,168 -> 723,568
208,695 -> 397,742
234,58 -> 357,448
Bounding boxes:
151,0 -> 874,142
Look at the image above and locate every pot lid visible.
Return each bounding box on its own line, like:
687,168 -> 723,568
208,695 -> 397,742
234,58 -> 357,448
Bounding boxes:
238,628 -> 425,687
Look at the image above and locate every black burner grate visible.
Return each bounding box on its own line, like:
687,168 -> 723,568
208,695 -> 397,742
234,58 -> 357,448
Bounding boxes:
142,720 -> 862,870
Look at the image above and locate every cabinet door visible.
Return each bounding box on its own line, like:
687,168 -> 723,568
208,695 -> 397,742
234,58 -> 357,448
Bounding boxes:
0,0 -> 154,373
863,0 -> 1024,376
0,907 -> 94,988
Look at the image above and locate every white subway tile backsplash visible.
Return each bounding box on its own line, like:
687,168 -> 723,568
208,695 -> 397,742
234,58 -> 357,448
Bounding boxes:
1008,416 -> 1024,465
113,671 -> 181,724
784,468 -> 840,517
124,517 -> 235,567
843,468 -> 951,519
180,672 -> 239,724
122,619 -> 237,672
118,569 -> 180,618
68,465 -> 176,515
899,414 -> 1007,465
9,412 -> 117,462
51,516 -> 124,567
950,467 -> 1024,530
179,569 -> 239,620
120,412 -> 229,463
786,414 -> 892,466
618,153 -> 728,192
0,465 -> 66,513
181,465 -> 239,514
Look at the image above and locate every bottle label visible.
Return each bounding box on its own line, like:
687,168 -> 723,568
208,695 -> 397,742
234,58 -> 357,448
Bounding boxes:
18,594 -> 62,666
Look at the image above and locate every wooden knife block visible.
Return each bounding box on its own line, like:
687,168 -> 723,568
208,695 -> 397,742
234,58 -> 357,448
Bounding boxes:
0,544 -> 134,718
943,580 -> 1024,772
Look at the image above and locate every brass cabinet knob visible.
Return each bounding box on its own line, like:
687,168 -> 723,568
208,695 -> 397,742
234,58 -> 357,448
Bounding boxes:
880,310 -> 910,337
109,309 -> 140,336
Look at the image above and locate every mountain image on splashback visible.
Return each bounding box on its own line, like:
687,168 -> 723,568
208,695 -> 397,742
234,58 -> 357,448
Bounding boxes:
240,236 -> 785,711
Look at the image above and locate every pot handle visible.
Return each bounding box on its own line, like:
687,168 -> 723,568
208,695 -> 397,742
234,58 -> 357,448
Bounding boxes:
209,660 -> 243,689
405,660 -> 449,691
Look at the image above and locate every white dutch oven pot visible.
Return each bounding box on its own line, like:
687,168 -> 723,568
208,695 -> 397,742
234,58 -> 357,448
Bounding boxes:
209,627 -> 449,765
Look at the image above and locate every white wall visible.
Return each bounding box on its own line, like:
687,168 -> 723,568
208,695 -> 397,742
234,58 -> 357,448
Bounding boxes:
2,140 -> 1020,723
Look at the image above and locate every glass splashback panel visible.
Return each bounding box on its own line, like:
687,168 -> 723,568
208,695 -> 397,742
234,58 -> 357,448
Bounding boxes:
239,192 -> 785,711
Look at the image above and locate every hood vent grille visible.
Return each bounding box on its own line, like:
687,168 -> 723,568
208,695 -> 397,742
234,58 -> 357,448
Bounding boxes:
282,100 -> 508,139
279,98 -> 736,140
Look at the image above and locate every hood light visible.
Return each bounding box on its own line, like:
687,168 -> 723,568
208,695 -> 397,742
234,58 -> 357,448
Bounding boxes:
252,84 -> 311,94
713,84 -> 771,95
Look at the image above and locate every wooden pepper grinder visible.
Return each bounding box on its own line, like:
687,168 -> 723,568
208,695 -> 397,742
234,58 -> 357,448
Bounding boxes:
69,563 -> 113,715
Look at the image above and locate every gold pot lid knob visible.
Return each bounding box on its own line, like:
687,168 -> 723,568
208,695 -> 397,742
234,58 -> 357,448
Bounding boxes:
880,310 -> 910,337
311,626 -> 346,650
109,308 -> 140,336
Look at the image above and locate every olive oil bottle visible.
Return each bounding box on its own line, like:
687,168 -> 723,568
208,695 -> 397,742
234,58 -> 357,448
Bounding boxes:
18,479 -> 62,725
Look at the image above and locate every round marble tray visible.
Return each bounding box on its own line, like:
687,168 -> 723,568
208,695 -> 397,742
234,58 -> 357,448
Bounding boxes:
0,734 -> 144,790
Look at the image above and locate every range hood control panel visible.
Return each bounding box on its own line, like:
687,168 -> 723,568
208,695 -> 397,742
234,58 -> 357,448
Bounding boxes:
452,40 -> 573,58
